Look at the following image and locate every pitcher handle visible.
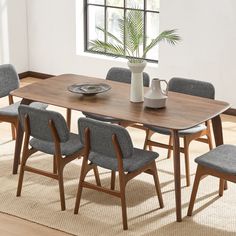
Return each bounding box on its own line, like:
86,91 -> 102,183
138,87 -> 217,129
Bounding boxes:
160,79 -> 168,96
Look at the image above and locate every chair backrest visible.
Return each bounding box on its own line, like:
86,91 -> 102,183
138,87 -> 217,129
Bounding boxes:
168,77 -> 215,99
106,67 -> 150,87
78,117 -> 134,159
0,64 -> 20,98
18,105 -> 70,142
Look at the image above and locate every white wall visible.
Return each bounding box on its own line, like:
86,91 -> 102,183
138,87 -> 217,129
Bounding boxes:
27,0 -> 236,107
0,0 -> 28,72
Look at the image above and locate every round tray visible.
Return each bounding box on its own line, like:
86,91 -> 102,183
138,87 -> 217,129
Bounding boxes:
68,83 -> 111,95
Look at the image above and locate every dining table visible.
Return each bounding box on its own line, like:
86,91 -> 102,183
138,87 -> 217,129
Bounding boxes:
11,74 -> 230,222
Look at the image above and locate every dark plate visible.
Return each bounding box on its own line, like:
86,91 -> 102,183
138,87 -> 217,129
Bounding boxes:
68,83 -> 111,95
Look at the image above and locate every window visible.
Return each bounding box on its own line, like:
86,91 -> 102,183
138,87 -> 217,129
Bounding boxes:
84,0 -> 160,62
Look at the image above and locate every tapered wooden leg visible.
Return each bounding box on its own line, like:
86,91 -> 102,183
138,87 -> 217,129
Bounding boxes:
111,170 -> 116,190
16,157 -> 27,196
187,166 -> 203,216
53,155 -> 57,174
219,178 -> 225,197
152,163 -> 164,208
184,137 -> 191,187
66,108 -> 71,131
11,123 -> 16,140
74,178 -> 85,214
120,184 -> 128,230
167,135 -> 173,159
93,166 -> 101,186
172,130 -> 182,222
57,165 -> 66,211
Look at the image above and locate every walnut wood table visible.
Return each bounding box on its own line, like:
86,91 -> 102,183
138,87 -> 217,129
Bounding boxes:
11,74 -> 230,222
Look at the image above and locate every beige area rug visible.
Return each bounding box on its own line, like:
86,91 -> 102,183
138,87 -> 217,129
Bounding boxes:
0,111 -> 236,236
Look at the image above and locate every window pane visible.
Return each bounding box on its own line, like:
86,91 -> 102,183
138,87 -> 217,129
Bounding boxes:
88,0 -> 104,4
146,12 -> 159,60
146,0 -> 160,11
107,8 -> 123,43
88,6 -> 105,49
126,0 -> 144,9
107,0 -> 123,7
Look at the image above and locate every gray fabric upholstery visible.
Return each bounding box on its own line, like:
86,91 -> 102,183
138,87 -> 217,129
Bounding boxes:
89,148 -> 158,172
81,112 -> 121,123
168,77 -> 215,99
18,105 -> 69,142
0,101 -> 48,117
0,64 -> 20,98
106,67 -> 150,87
30,133 -> 83,155
145,124 -> 207,136
84,67 -> 150,122
78,117 -> 159,172
195,145 -> 236,175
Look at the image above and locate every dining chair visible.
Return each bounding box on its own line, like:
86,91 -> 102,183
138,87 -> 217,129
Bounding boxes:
74,117 -> 164,230
0,64 -> 47,140
187,144 -> 236,216
143,77 -> 215,186
82,67 -> 150,128
16,105 -> 89,210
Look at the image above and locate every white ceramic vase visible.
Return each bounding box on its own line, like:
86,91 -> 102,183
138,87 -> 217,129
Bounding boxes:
127,61 -> 147,103
144,78 -> 168,108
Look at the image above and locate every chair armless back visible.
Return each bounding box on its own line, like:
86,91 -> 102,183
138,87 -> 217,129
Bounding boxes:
168,77 -> 215,99
0,64 -> 20,98
18,105 -> 70,142
78,117 -> 133,158
106,67 -> 150,87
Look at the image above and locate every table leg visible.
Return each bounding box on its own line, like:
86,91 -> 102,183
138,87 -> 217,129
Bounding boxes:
172,130 -> 182,222
66,108 -> 71,131
211,115 -> 227,190
12,99 -> 31,174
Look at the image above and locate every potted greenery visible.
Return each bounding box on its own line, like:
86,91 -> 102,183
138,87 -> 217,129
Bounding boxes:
89,10 -> 180,102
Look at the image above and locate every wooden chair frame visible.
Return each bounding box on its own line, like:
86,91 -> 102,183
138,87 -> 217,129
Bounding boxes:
16,114 -> 83,210
187,165 -> 231,216
74,127 -> 164,230
143,120 -> 213,186
0,95 -> 19,140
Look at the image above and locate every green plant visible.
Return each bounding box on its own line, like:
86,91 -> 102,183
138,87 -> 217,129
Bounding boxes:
89,9 -> 181,63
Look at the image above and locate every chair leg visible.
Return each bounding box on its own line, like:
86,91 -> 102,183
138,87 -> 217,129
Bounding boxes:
187,166 -> 204,216
11,123 -> 16,140
93,166 -> 101,186
16,155 -> 28,197
53,155 -> 57,174
119,173 -> 128,230
184,137 -> 191,187
57,164 -> 66,211
143,129 -> 154,151
219,178 -> 225,197
152,163 -> 164,208
111,170 -> 116,190
167,135 -> 173,159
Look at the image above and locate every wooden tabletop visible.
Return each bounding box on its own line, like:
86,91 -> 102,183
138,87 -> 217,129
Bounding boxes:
12,74 -> 230,130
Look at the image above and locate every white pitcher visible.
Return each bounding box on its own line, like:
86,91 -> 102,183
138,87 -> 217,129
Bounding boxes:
144,78 -> 168,108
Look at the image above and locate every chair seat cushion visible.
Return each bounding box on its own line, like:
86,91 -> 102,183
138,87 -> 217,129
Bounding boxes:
145,124 -> 207,136
82,112 -> 122,123
88,148 -> 158,172
195,144 -> 236,175
0,101 -> 48,117
30,133 -> 83,156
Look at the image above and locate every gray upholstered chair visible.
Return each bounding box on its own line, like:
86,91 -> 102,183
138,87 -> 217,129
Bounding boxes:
82,67 -> 150,125
74,117 -> 164,230
144,77 -> 215,186
188,144 -> 236,216
16,105 -> 87,210
0,64 -> 47,140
